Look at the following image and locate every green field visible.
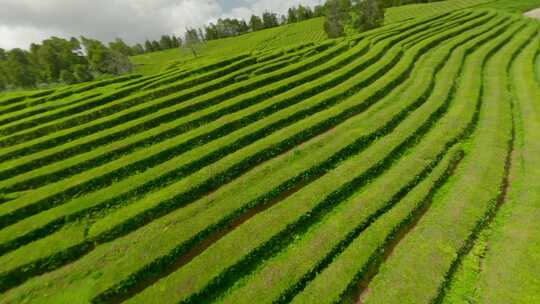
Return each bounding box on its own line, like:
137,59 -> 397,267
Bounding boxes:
1,1 -> 540,303
130,18 -> 328,75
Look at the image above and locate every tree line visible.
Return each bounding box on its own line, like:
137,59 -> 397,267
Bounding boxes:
0,5 -> 326,91
323,0 -> 444,38
0,33 -> 188,90
323,0 -> 385,38
0,37 -> 133,90
203,5 -> 326,40
0,0 -> 443,91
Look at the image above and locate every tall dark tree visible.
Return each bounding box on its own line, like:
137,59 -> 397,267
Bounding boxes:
81,36 -> 132,75
262,11 -> 279,28
144,39 -> 154,52
280,14 -> 288,25
205,24 -> 219,40
74,64 -> 94,82
340,0 -> 353,20
297,5 -> 314,21
36,37 -> 84,82
0,62 -> 7,91
159,35 -> 173,50
4,49 -> 38,88
239,20 -> 250,34
184,27 -> 202,57
198,28 -> 206,42
324,0 -> 346,38
131,43 -> 145,55
314,5 -> 326,17
357,0 -> 384,30
81,36 -> 109,72
288,7 -> 298,23
0,75 -> 6,91
103,51 -> 133,74
109,38 -> 132,56
249,15 -> 264,31
151,40 -> 161,51
171,35 -> 181,48
205,18 -> 252,41
28,43 -> 46,82
60,69 -> 77,84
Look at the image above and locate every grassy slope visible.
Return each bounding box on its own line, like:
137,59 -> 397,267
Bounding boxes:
385,0 -> 540,24
132,0 -> 540,76
130,18 -> 326,75
477,0 -> 540,13
362,17 -> 533,304
443,21 -> 540,304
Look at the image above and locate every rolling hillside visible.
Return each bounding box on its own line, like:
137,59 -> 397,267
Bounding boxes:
126,0 -> 540,77
130,18 -> 327,75
1,2 -> 540,304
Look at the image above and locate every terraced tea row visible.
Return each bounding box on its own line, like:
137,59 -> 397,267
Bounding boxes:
0,11 -> 456,234
0,14 -> 446,280
361,15 -> 536,304
126,12 -> 510,304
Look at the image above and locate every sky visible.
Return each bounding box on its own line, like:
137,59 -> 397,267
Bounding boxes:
0,0 -> 323,50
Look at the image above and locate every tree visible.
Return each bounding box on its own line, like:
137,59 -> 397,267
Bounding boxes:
131,43 -> 145,55
280,14 -> 288,25
28,43 -> 46,82
262,11 -> 279,28
0,64 -> 7,91
171,35 -> 181,48
103,51 -> 133,74
36,37 -> 84,82
74,64 -> 94,82
151,40 -> 161,51
60,69 -> 77,84
4,49 -> 38,88
249,15 -> 264,31
174,36 -> 183,48
205,23 -> 219,40
198,28 -> 206,42
184,27 -> 202,57
81,36 -> 132,75
297,5 -> 314,21
205,18 -> 251,40
159,35 -> 173,50
109,38 -> 132,56
288,7 -> 298,23
357,0 -> 384,30
324,0 -> 346,38
314,5 -> 326,17
239,20 -> 250,34
340,0 -> 353,22
144,39 -> 154,53
81,36 -> 109,72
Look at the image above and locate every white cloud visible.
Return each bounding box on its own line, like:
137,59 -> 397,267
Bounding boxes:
0,25 -> 57,50
224,0 -> 323,20
0,0 -> 322,50
0,0 -> 222,49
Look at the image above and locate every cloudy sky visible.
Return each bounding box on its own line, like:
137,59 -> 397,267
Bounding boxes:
0,0 -> 323,50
